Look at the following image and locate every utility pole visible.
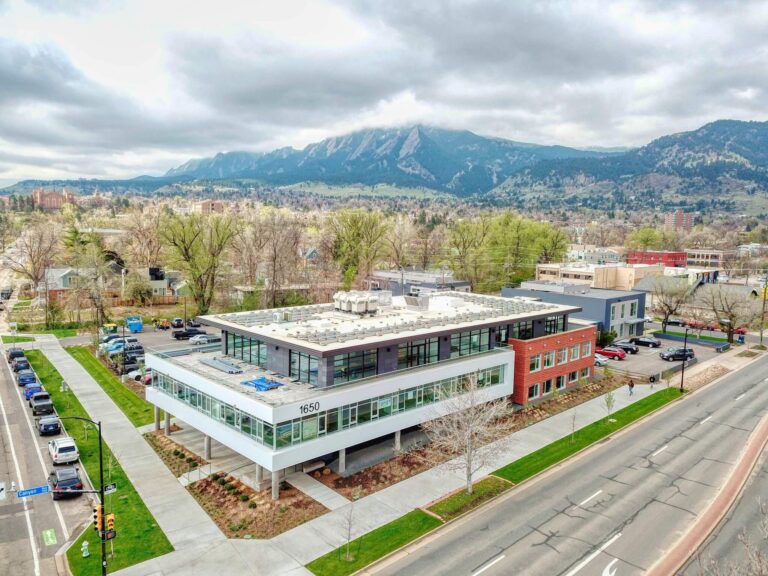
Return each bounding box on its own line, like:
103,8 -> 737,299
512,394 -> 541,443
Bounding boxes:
680,327 -> 690,393
98,420 -> 106,576
761,273 -> 767,346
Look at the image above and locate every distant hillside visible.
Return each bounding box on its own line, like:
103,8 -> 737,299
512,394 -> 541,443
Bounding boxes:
489,120 -> 768,213
165,126 -> 609,196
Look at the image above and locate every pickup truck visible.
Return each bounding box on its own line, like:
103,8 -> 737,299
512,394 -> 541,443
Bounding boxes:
31,396 -> 55,416
172,328 -> 207,340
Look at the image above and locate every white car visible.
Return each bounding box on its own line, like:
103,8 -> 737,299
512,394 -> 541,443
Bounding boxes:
48,437 -> 79,465
594,353 -> 611,367
189,334 -> 211,345
126,369 -> 144,381
643,316 -> 654,322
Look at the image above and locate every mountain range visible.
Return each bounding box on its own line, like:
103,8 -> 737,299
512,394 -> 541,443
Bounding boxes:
5,119 -> 768,212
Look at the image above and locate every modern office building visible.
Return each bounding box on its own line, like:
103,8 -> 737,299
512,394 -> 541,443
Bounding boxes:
364,269 -> 471,296
536,262 -> 663,290
146,291 -> 590,498
503,281 -> 646,339
685,248 -> 736,268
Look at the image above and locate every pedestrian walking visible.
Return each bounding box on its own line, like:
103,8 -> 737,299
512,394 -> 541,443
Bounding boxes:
628,379 -> 635,396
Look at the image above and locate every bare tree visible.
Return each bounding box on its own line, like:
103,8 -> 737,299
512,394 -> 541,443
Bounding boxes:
261,210 -> 303,308
604,390 -> 615,419
231,212 -> 270,285
124,208 -> 164,267
651,278 -> 689,332
413,223 -> 445,271
422,373 -> 510,495
698,284 -> 761,343
385,215 -> 415,270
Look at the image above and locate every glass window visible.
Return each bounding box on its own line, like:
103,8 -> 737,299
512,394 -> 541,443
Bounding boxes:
511,321 -> 533,340
529,354 -> 541,372
397,338 -> 439,370
556,375 -> 566,389
582,341 -> 592,356
581,367 -> 590,378
334,349 -> 378,383
528,383 -> 540,399
570,345 -> 580,361
545,316 -> 565,334
621,303 -> 626,318
496,325 -> 509,344
557,347 -> 568,365
569,370 -> 578,383
543,379 -> 553,394
450,329 -> 491,358
630,302 -> 638,317
544,350 -> 555,368
611,305 -> 616,321
290,350 -> 319,384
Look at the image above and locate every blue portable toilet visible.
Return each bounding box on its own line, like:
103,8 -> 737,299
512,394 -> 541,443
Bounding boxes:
125,315 -> 143,333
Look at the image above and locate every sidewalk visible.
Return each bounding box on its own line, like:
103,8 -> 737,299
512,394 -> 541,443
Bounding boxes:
33,338 -> 225,551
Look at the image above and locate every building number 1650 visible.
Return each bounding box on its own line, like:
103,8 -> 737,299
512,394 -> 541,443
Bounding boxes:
299,402 -> 320,415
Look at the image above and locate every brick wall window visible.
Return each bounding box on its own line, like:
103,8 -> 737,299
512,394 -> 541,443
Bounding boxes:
543,350 -> 555,368
582,341 -> 592,356
581,367 -> 591,378
569,370 -> 578,383
556,375 -> 566,389
529,354 -> 541,372
543,379 -> 553,395
570,344 -> 580,361
528,383 -> 540,399
557,347 -> 568,364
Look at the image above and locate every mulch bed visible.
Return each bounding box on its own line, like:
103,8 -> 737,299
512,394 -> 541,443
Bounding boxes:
144,430 -> 207,477
188,473 -> 328,538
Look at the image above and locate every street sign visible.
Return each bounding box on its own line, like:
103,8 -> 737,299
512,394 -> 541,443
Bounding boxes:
16,485 -> 50,498
104,530 -> 116,541
104,483 -> 117,495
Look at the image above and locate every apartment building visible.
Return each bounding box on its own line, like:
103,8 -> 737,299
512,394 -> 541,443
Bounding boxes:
146,291 -> 591,498
664,208 -> 693,232
685,248 -> 736,268
536,262 -> 663,291
626,250 -> 687,268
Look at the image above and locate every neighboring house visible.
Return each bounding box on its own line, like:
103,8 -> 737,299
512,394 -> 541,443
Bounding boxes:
626,250 -> 687,268
502,280 -> 647,338
364,268 -> 471,296
685,248 -> 737,268
535,262 -> 663,291
137,267 -> 170,296
41,268 -> 80,301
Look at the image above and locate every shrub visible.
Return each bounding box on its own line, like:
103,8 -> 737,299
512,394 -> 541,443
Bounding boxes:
185,457 -> 195,464
216,477 -> 226,486
239,494 -> 249,502
172,449 -> 181,457
248,501 -> 257,509
190,461 -> 198,468
176,452 -> 185,459
225,483 -> 235,492
233,490 -> 242,497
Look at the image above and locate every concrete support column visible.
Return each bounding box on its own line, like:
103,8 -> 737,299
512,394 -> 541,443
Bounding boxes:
164,412 -> 171,436
394,430 -> 401,452
271,469 -> 280,501
153,406 -> 161,432
203,435 -> 211,460
338,448 -> 346,475
255,464 -> 263,484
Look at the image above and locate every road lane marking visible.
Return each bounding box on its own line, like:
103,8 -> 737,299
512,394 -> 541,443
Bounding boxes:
42,528 -> 57,546
602,558 -> 619,576
0,370 -> 41,576
735,393 -> 746,401
700,415 -> 712,425
651,445 -> 668,457
578,490 -> 603,508
472,554 -> 506,575
4,356 -> 70,540
563,533 -> 622,576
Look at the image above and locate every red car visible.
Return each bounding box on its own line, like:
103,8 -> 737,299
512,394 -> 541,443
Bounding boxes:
596,346 -> 626,360
687,320 -> 718,331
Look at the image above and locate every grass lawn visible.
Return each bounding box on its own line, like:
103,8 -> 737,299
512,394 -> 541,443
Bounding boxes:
66,346 -> 154,428
25,351 -> 172,575
306,510 -> 442,576
494,387 -> 682,484
655,330 -> 729,343
1,335 -> 34,343
427,476 -> 511,521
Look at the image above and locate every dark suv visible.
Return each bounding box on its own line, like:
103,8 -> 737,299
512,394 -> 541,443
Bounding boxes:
659,347 -> 695,361
6,347 -> 25,363
49,466 -> 83,500
173,328 -> 206,340
612,339 -> 639,354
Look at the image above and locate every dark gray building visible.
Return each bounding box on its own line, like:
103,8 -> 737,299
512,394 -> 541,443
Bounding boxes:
364,269 -> 471,296
502,281 -> 647,339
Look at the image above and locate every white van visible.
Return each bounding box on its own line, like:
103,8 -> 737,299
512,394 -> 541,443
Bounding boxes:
48,437 -> 80,465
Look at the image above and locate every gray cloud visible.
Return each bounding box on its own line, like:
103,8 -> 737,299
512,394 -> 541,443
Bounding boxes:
2,0 -> 768,180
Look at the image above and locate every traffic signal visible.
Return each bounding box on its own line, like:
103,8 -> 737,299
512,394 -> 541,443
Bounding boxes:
92,504 -> 103,532
106,513 -> 115,531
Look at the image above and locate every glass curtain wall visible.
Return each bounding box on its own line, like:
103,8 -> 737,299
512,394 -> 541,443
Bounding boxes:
398,338 -> 439,369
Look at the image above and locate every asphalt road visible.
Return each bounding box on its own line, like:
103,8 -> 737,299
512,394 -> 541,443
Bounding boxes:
683,439 -> 768,574
377,354 -> 768,576
0,349 -> 91,576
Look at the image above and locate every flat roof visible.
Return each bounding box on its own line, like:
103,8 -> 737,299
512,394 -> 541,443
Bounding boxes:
199,292 -> 578,353
513,282 -> 643,300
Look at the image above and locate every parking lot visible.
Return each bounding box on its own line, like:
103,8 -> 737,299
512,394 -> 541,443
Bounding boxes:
602,340 -> 721,381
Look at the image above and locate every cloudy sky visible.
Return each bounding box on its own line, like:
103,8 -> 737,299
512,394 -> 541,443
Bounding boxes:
1,0 -> 767,183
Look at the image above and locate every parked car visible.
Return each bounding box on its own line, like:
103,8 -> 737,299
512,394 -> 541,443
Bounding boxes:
173,328 -> 207,340
142,373 -> 152,385
595,346 -> 626,360
126,369 -> 145,381
6,347 -> 25,363
23,383 -> 44,401
48,437 -> 79,465
594,353 -> 610,367
732,326 -> 748,335
665,318 -> 686,327
31,395 -> 55,416
37,415 -> 61,436
189,334 -> 220,345
28,390 -> 50,407
11,358 -> 30,372
100,333 -> 123,345
186,318 -> 201,328
686,319 -> 718,331
643,315 -> 654,323
15,369 -> 38,386
49,466 -> 83,500
631,336 -> 661,348
170,317 -> 184,328
659,347 -> 695,361
612,340 -> 639,354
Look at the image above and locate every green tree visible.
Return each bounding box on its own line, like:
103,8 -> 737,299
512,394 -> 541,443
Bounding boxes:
160,213 -> 236,315
327,210 -> 389,284
625,227 -> 662,250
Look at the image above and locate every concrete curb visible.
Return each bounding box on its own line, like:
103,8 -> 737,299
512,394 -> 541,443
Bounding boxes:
647,413 -> 768,576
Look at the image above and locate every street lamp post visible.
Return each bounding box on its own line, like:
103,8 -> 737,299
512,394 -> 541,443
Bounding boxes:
680,327 -> 690,393
121,321 -> 126,376
59,416 -> 107,576
761,274 -> 767,347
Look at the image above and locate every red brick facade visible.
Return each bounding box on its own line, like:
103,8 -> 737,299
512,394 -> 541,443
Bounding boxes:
626,250 -> 687,267
507,324 -> 597,405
